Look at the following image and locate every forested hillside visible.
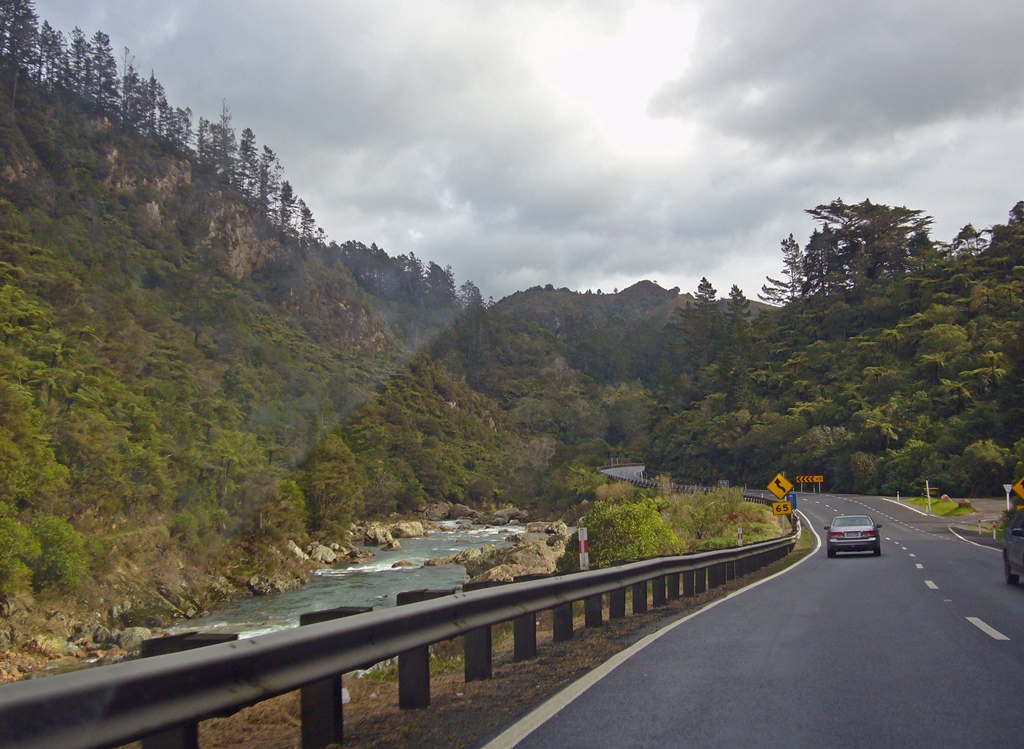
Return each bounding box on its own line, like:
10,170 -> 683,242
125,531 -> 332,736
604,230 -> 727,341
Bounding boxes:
0,3 -> 639,629
644,200 -> 1024,498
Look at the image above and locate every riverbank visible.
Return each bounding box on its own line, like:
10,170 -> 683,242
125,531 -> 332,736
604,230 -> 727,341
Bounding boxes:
0,509 -> 545,682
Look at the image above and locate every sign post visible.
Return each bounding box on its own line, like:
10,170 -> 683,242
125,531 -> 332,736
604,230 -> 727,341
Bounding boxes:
1005,483 -> 1015,513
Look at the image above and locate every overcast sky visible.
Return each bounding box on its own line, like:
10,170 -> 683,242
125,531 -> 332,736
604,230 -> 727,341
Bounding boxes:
34,1 -> 1024,301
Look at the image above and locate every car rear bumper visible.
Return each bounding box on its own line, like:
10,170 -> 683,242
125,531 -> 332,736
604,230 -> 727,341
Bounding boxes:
827,538 -> 880,552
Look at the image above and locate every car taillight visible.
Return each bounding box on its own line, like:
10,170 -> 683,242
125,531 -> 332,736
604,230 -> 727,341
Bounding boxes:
828,531 -> 843,538
862,529 -> 877,536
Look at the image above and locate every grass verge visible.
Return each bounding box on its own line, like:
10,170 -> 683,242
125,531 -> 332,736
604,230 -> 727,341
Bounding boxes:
904,497 -> 976,516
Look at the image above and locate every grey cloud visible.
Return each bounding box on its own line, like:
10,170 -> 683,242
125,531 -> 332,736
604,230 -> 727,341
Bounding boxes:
651,1 -> 1024,148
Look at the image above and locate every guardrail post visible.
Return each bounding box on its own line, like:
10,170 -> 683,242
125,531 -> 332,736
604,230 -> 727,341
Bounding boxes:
726,560 -> 736,582
553,602 -> 574,641
609,587 -> 626,619
631,581 -> 648,614
140,632 -> 239,749
397,589 -> 454,709
666,572 -> 680,601
299,607 -> 373,749
463,581 -> 501,681
513,613 -> 537,661
709,562 -> 725,588
695,567 -> 707,594
652,575 -> 667,607
511,573 -> 551,660
584,594 -> 603,627
682,569 -> 695,597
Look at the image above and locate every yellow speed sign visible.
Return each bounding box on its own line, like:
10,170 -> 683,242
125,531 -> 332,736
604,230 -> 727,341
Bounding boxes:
772,500 -> 793,516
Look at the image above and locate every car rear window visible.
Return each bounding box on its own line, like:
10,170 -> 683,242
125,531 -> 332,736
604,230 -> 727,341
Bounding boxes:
832,516 -> 871,527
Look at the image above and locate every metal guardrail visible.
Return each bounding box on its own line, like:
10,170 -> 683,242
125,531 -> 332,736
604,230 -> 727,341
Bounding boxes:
0,531 -> 798,749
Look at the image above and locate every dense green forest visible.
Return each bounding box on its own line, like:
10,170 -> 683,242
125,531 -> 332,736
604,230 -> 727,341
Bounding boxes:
1,1 -> 1023,635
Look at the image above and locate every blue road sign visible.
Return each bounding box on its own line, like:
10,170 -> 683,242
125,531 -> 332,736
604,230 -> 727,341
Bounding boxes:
786,492 -> 798,508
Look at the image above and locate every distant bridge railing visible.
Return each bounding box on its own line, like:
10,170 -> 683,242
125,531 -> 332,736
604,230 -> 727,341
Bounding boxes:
0,529 -> 798,749
598,464 -> 773,506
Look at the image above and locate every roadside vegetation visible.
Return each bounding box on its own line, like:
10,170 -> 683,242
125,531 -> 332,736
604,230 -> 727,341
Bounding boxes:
557,483 -> 779,572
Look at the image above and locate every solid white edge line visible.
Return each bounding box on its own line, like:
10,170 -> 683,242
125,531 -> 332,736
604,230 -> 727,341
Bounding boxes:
947,525 -> 1001,552
966,617 -> 1010,640
480,513 -> 821,749
872,495 -> 929,516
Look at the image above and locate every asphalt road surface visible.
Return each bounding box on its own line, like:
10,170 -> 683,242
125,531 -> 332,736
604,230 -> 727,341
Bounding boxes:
483,493 -> 1021,748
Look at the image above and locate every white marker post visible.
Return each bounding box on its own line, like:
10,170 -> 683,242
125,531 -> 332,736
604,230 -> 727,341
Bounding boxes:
578,527 -> 589,571
738,525 -> 743,547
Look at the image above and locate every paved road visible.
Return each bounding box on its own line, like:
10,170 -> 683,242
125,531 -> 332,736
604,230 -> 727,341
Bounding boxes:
484,493 -> 1023,748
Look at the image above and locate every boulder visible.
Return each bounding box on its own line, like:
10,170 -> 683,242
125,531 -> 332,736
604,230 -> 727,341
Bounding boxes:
307,543 -> 337,564
525,521 -> 550,533
247,574 -> 299,596
548,520 -> 570,537
338,545 -> 376,563
72,623 -> 115,648
425,547 -> 483,567
461,540 -> 558,579
448,503 -> 478,520
468,564 -> 529,584
115,627 -> 152,653
492,507 -> 529,525
422,502 -> 453,521
287,540 -> 310,561
392,560 -> 419,569
391,520 -> 426,539
381,539 -> 402,552
363,523 -> 395,547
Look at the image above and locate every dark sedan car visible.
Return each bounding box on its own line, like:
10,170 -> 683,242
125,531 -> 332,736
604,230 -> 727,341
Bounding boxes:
824,515 -> 882,557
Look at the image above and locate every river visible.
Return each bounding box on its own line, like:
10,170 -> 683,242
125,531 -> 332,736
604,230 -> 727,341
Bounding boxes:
170,522 -> 517,638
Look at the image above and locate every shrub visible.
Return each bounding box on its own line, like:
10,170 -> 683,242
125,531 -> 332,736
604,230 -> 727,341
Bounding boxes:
30,515 -> 89,592
582,496 -> 677,567
170,511 -> 201,549
0,515 -> 40,594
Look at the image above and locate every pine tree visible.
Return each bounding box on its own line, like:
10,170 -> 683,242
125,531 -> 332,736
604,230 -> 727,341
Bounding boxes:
67,26 -> 88,96
278,180 -> 296,233
89,30 -> 118,112
297,199 -> 316,250
237,127 -> 258,200
36,20 -> 65,91
257,145 -> 281,221
759,233 -> 804,305
210,100 -> 237,185
0,0 -> 39,108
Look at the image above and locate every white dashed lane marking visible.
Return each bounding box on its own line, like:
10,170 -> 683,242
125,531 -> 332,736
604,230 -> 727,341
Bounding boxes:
916,564 -> 923,569
967,617 -> 1010,641
925,580 -> 938,589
